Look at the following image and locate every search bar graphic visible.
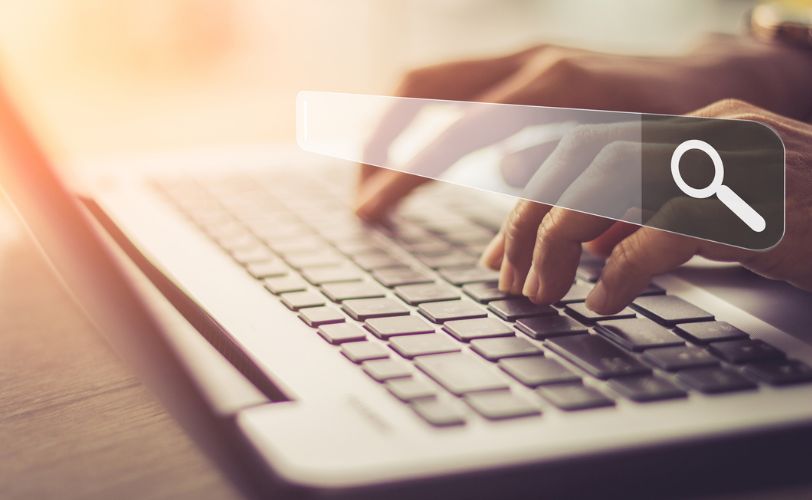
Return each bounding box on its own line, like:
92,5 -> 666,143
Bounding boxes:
297,91 -> 785,250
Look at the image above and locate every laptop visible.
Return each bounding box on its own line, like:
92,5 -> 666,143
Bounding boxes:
2,75 -> 812,499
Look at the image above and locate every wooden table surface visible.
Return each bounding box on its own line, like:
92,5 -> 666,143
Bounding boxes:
0,200 -> 240,500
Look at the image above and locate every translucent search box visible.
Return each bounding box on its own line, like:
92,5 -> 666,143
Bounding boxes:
297,91 -> 785,250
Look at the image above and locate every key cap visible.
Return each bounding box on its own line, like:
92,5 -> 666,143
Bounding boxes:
641,345 -> 719,371
595,318 -> 685,351
464,391 -> 540,420
418,300 -> 488,323
317,323 -> 367,344
231,246 -> 276,265
675,321 -> 749,344
462,282 -> 511,303
631,295 -> 714,326
639,283 -> 666,296
708,339 -> 785,364
444,229 -> 494,245
320,281 -> 386,302
342,297 -> 410,321
515,315 -> 588,339
340,341 -> 390,363
557,282 -> 593,304
280,291 -> 325,311
677,367 -> 757,394
439,266 -> 500,286
353,252 -> 404,271
365,316 -> 435,339
418,251 -> 478,269
264,275 -> 307,294
243,260 -> 288,279
385,378 -> 437,401
537,384 -> 614,411
285,250 -> 345,269
395,283 -> 460,305
301,265 -> 363,285
608,375 -> 687,402
298,306 -> 345,327
470,337 -> 542,361
443,317 -> 514,342
410,399 -> 466,427
499,357 -> 580,387
547,335 -> 651,379
373,267 -> 434,287
406,240 -> 453,256
333,240 -> 384,255
564,303 -> 636,324
389,334 -> 461,359
743,360 -> 812,386
488,298 -> 557,321
362,359 -> 412,381
416,353 -> 509,395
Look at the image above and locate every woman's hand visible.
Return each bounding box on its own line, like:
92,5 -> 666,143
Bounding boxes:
480,98 -> 812,313
355,35 -> 812,220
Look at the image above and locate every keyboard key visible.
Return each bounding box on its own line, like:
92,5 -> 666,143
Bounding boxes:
631,295 -> 714,326
575,259 -> 603,283
488,298 -> 557,321
639,283 -> 666,296
395,283 -> 460,305
285,250 -> 345,269
317,323 -> 367,344
417,251 -> 478,269
263,276 -> 307,295
389,334 -> 461,359
642,345 -> 719,371
418,300 -> 488,323
245,260 -> 288,279
385,378 -> 437,401
595,318 -> 685,351
231,246 -> 276,265
443,317 -> 514,342
608,375 -> 687,402
342,298 -> 410,320
499,357 -> 580,387
301,265 -> 364,285
462,282 -> 511,303
464,391 -> 540,420
416,353 -> 509,395
677,367 -> 757,394
547,335 -> 651,379
353,252 -> 404,270
405,240 -> 453,256
470,337 -> 542,361
365,316 -> 435,339
410,399 -> 466,427
280,291 -> 325,311
743,360 -> 812,386
362,359 -> 412,381
333,240 -> 384,255
439,266 -> 500,286
373,267 -> 433,287
515,316 -> 588,339
340,341 -> 390,363
675,321 -> 749,344
708,339 -> 785,364
557,282 -> 593,304
564,303 -> 636,324
537,384 -> 614,411
298,306 -> 346,327
321,281 -> 385,302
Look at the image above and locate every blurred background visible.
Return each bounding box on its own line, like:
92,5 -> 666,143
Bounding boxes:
0,0 -> 755,169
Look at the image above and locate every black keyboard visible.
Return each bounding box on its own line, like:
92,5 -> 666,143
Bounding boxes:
152,170 -> 812,427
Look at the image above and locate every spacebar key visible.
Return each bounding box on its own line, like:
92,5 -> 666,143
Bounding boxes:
416,353 -> 508,395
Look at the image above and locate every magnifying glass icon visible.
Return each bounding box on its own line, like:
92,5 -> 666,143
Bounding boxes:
670,139 -> 766,233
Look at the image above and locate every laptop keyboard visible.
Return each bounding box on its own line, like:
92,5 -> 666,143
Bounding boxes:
151,169 -> 812,427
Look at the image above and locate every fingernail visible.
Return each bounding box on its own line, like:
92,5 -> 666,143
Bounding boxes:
480,235 -> 503,269
586,282 -> 609,313
498,260 -> 515,292
523,266 -> 540,300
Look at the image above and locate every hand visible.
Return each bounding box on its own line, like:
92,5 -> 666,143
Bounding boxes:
355,35 -> 812,220
480,98 -> 812,313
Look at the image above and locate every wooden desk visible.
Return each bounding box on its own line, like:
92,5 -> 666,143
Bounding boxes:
0,202 -> 240,500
